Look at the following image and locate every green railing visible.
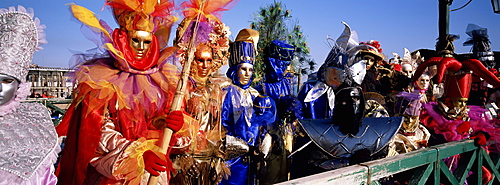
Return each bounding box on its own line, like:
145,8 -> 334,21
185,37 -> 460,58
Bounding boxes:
278,140 -> 500,185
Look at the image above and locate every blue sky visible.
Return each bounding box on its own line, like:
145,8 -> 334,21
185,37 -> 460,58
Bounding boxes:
1,0 -> 499,69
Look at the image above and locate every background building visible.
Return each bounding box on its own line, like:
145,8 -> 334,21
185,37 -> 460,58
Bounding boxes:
27,64 -> 74,99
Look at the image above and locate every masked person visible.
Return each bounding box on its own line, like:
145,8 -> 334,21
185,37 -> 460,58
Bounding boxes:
256,39 -> 296,102
416,73 -> 497,184
398,48 -> 419,90
220,28 -> 264,185
413,45 -> 500,184
386,91 -> 430,185
413,50 -> 500,148
168,1 -> 233,183
388,92 -> 430,156
292,22 -> 402,180
298,22 -> 387,119
55,1 -> 185,184
413,71 -> 432,103
0,6 -> 60,184
384,49 -> 427,114
292,86 -> 401,179
253,39 -> 297,184
297,22 -> 356,119
359,40 -> 385,94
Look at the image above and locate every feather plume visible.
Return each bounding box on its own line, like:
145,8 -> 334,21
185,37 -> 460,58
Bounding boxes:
70,4 -> 111,40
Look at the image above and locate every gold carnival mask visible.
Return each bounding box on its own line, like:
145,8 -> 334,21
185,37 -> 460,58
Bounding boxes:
193,44 -> 214,81
452,97 -> 468,109
127,30 -> 154,60
191,44 -> 213,84
402,114 -> 420,133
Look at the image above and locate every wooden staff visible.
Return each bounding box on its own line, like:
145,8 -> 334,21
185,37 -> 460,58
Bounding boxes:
147,5 -> 204,185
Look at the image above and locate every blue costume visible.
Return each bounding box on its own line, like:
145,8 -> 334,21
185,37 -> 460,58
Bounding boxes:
221,29 -> 261,185
256,40 -> 295,101
254,40 -> 299,184
297,80 -> 334,119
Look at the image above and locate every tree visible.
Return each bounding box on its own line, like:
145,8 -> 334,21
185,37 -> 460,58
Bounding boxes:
288,24 -> 316,81
250,1 -> 315,87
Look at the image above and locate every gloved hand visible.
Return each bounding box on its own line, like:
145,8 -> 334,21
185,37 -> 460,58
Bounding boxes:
456,121 -> 470,135
143,150 -> 167,176
471,131 -> 491,146
165,111 -> 184,132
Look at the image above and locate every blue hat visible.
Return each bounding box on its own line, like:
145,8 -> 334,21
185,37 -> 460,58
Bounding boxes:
228,41 -> 256,67
228,29 -> 259,67
268,39 -> 294,61
264,40 -> 295,82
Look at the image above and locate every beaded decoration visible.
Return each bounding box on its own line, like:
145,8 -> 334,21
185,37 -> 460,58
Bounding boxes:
0,6 -> 46,83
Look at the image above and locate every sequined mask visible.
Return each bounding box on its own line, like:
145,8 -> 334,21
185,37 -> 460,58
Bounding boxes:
333,87 -> 365,135
336,87 -> 362,115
